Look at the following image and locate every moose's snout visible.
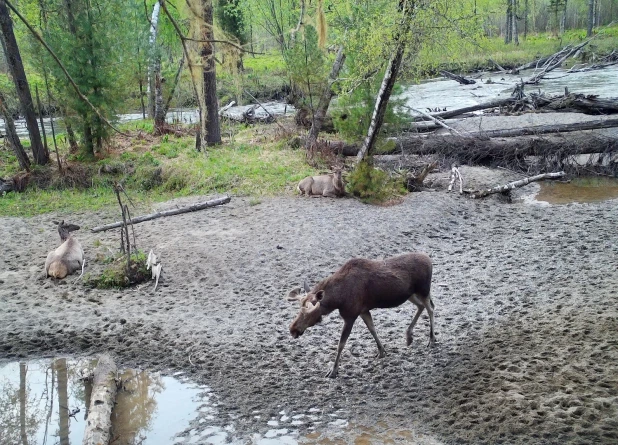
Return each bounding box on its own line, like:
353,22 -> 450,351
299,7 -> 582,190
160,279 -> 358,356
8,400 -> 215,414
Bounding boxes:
290,326 -> 303,338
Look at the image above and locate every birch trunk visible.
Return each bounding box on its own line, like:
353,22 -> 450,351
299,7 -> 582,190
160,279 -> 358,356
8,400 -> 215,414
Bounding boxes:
147,1 -> 161,118
154,56 -> 165,132
82,355 -> 117,445
305,46 -> 345,149
357,0 -> 414,162
470,172 -> 566,198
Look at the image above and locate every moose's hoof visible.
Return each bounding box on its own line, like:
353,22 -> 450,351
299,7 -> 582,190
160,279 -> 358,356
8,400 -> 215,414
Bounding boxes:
377,349 -> 386,359
406,334 -> 413,347
325,367 -> 338,378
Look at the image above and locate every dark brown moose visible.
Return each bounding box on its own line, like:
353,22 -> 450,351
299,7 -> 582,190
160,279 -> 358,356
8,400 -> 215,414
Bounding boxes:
287,252 -> 435,378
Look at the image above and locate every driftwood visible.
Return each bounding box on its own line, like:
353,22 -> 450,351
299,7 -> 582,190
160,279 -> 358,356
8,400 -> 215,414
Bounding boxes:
532,93 -> 618,115
83,355 -> 117,445
411,97 -> 515,122
440,70 -> 476,85
462,117 -> 618,138
448,166 -> 463,194
406,161 -> 437,191
469,172 -> 566,198
91,196 -> 231,232
525,41 -> 590,85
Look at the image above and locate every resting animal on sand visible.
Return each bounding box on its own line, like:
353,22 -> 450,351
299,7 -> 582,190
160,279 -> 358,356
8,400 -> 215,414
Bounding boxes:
297,169 -> 344,197
45,220 -> 84,279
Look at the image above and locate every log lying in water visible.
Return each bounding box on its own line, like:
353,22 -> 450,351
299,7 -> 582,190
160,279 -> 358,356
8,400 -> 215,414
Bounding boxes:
439,70 -> 476,85
83,355 -> 117,445
469,172 -> 566,199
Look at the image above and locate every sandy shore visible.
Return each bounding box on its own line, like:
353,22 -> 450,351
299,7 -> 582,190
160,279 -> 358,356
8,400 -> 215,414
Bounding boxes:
1,167 -> 617,444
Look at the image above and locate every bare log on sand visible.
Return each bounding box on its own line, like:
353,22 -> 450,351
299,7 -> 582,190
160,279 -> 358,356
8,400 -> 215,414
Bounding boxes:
83,355 -> 117,445
91,196 -> 231,233
469,172 -> 566,198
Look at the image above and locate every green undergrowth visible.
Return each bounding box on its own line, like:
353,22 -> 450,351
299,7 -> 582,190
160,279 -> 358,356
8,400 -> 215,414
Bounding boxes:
0,121 -> 317,217
346,159 -> 407,204
85,250 -> 150,289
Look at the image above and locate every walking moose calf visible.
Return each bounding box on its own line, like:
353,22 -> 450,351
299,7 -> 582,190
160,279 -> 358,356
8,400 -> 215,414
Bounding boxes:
286,252 -> 435,378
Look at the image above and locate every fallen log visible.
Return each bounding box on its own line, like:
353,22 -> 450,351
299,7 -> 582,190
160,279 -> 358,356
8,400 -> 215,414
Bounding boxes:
91,195 -> 231,232
334,132 -> 618,160
461,116 -> 618,138
83,355 -> 117,445
439,70 -> 476,85
534,94 -> 618,115
411,97 -> 515,122
469,172 -> 566,198
525,41 -> 590,84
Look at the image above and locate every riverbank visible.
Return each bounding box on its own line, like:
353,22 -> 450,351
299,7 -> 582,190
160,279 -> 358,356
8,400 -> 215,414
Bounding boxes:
1,166 -> 617,444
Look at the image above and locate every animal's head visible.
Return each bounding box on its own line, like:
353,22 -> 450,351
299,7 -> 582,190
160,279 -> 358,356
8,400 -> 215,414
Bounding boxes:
53,220 -> 80,241
287,280 -> 324,338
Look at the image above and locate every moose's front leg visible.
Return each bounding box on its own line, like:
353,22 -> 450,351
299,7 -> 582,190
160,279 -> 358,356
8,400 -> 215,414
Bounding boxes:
326,317 -> 356,378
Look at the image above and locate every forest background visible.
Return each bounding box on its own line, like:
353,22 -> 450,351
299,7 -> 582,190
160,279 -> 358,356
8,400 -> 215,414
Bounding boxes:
0,0 -> 616,216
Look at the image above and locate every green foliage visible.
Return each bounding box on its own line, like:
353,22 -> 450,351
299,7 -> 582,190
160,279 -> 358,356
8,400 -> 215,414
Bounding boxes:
283,25 -> 328,108
216,0 -> 247,44
87,250 -> 150,289
346,159 -> 406,204
333,73 -> 410,142
0,126 -> 317,217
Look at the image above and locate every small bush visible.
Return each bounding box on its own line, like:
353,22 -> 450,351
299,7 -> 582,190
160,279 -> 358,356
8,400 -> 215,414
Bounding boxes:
87,250 -> 150,289
346,159 -> 406,204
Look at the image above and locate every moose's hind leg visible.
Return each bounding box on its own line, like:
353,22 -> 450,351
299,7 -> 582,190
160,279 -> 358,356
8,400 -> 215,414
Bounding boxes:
406,294 -> 426,346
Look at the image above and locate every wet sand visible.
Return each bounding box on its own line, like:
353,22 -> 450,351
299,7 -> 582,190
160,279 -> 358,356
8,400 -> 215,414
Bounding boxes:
1,167 -> 617,444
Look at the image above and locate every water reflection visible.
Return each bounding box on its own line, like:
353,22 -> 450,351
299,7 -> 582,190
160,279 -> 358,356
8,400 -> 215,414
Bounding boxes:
535,177 -> 618,204
0,359 -> 200,445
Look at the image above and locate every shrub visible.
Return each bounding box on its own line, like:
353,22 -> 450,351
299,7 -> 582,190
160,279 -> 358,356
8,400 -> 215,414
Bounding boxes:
346,159 -> 406,204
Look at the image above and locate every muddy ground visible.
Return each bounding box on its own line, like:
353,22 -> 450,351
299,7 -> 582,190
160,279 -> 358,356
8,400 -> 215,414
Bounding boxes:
1,166 -> 617,444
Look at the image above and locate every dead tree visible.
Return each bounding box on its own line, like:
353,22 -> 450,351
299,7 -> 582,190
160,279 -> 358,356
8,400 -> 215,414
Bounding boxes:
82,355 -> 117,445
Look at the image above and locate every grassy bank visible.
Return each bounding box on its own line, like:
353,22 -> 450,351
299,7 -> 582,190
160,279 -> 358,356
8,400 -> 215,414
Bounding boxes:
0,120 -> 317,217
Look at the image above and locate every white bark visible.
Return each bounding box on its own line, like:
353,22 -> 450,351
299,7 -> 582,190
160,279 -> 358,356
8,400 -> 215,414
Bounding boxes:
82,355 -> 117,445
147,2 -> 161,117
470,172 -> 566,198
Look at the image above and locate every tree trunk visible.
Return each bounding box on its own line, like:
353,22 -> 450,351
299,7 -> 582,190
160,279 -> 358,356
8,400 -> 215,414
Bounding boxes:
505,0 -> 512,44
163,53 -> 185,116
0,1 -> 48,165
153,56 -> 165,132
587,0 -> 595,36
357,0 -> 414,162
200,0 -> 221,148
470,172 -> 566,198
412,97 -> 515,122
523,0 -> 529,38
82,355 -> 117,445
148,1 -> 161,118
305,45 -> 345,149
512,0 -> 519,45
0,91 -> 30,171
20,362 -> 28,445
56,359 -> 70,445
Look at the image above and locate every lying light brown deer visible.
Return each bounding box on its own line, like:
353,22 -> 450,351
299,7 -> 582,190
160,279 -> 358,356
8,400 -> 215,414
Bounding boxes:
45,221 -> 84,279
297,169 -> 344,197
287,253 -> 435,378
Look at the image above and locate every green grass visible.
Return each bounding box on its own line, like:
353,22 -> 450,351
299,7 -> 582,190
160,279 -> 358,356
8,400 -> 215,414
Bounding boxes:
0,123 -> 318,217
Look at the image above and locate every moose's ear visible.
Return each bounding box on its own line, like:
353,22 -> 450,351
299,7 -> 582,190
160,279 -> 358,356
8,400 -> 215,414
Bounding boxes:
286,287 -> 303,302
303,279 -> 311,293
315,290 -> 324,301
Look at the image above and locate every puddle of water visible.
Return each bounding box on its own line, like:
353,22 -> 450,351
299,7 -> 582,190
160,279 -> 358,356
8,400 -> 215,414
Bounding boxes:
535,177 -> 618,204
0,359 -> 203,445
